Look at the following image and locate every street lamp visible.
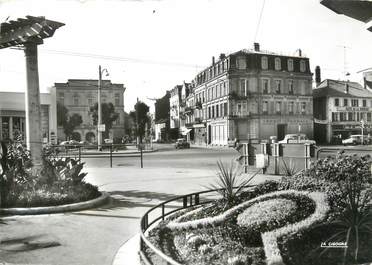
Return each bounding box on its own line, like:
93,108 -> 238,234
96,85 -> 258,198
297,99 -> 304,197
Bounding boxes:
98,65 -> 109,150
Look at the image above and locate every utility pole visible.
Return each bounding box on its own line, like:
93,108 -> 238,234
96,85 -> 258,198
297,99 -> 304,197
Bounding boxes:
136,97 -> 140,146
98,65 -> 102,151
97,65 -> 109,151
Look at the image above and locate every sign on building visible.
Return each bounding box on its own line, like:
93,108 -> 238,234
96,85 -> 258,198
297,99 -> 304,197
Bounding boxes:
98,124 -> 106,132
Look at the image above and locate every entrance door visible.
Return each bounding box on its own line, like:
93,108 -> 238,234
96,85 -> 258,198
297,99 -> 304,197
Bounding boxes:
277,124 -> 287,141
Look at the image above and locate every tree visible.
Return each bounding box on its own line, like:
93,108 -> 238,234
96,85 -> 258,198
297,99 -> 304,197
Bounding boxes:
129,101 -> 150,142
57,103 -> 82,140
90,102 -> 119,139
64,113 -> 83,140
57,102 -> 68,126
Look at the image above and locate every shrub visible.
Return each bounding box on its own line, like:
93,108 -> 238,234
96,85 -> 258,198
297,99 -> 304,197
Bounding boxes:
281,158 -> 301,177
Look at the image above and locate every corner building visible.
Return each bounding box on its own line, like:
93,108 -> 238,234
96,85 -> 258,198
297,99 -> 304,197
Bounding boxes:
190,43 -> 313,146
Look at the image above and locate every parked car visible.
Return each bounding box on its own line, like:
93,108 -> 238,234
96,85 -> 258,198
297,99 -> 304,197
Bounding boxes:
342,135 -> 370,145
278,134 -> 316,144
104,139 -> 113,144
175,138 -> 190,149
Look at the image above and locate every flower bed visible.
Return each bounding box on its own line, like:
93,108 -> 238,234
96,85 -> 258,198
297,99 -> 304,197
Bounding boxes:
145,154 -> 372,265
0,141 -> 101,209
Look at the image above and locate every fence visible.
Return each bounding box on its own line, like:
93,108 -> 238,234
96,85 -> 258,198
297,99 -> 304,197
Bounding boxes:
139,185 -> 256,265
48,143 -> 150,168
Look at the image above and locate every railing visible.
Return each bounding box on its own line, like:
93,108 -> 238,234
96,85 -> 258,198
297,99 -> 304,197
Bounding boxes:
316,146 -> 372,159
139,186 -> 255,265
48,143 -> 149,168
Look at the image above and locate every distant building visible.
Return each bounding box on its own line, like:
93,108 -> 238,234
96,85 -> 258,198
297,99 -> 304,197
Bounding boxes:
169,85 -> 183,139
313,79 -> 372,144
53,79 -> 126,143
0,89 -> 57,143
182,43 -> 313,146
321,0 -> 372,32
154,91 -> 170,142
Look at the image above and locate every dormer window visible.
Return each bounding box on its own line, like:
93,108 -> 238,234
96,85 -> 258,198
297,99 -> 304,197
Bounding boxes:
300,60 -> 306,72
261,56 -> 268,70
274,58 -> 281,70
287,59 -> 294,71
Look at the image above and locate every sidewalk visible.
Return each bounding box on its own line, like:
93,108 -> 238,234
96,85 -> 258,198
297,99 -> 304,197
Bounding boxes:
0,166 -> 281,265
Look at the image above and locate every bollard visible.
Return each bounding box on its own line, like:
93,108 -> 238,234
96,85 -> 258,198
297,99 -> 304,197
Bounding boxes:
260,142 -> 268,174
304,143 -> 311,170
272,143 -> 280,175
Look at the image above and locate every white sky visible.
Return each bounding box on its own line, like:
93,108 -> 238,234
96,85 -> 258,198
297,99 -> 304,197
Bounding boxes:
1,0 -> 372,112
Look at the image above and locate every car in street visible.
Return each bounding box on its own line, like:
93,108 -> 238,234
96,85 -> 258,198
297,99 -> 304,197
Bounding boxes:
175,138 -> 190,149
342,135 -> 371,145
104,139 -> 113,144
278,134 -> 316,144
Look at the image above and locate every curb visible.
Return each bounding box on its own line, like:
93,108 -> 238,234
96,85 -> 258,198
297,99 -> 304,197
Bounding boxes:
112,234 -> 140,265
0,192 -> 110,216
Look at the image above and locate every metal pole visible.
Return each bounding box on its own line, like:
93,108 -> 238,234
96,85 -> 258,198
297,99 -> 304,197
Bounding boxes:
110,144 -> 113,168
140,144 -> 143,168
136,97 -> 140,148
98,65 -> 102,151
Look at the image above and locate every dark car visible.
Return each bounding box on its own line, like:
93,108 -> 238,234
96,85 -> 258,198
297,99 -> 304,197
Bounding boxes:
175,138 -> 190,149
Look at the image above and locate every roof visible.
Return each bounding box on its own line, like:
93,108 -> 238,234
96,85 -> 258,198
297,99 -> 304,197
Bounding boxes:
0,91 -> 52,111
0,16 -> 64,49
313,79 -> 372,98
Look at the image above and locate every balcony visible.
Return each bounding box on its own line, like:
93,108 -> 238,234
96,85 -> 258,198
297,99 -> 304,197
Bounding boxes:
228,91 -> 252,100
184,106 -> 194,115
229,112 -> 250,119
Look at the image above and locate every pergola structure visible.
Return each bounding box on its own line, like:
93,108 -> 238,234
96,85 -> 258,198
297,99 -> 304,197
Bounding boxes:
0,16 -> 64,166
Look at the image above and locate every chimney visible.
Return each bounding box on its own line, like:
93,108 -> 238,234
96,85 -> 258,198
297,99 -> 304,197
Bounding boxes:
344,82 -> 349,94
315,66 -> 321,86
298,49 -> 302,57
254,42 -> 260,52
219,53 -> 226,60
212,56 -> 215,65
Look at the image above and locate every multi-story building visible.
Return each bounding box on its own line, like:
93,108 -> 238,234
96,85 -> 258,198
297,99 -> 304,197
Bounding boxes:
0,89 -> 57,143
185,43 -> 313,146
154,91 -> 170,142
313,79 -> 372,144
53,79 -> 126,143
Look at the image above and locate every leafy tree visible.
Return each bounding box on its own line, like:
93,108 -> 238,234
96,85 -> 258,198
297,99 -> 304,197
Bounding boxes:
129,101 -> 150,142
64,113 -> 83,140
90,102 -> 119,139
57,103 -> 68,126
57,103 -> 82,140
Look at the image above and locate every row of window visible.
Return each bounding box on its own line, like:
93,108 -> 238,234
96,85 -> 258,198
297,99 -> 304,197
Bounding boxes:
196,59 -> 229,85
334,98 -> 371,108
262,101 -> 307,115
58,93 -> 121,106
236,56 -> 307,72
332,112 -> 372,122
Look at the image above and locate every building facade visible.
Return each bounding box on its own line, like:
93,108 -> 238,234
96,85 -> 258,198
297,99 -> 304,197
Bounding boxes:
181,43 -> 313,146
54,79 -> 126,143
0,89 -> 57,143
154,91 -> 170,142
313,79 -> 372,144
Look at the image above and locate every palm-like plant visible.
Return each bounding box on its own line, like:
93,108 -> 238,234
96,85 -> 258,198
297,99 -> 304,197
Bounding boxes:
281,158 -> 301,177
318,178 -> 372,264
208,160 -> 259,208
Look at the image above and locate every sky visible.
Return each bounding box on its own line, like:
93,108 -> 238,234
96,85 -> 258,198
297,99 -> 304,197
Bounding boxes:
1,0 -> 372,113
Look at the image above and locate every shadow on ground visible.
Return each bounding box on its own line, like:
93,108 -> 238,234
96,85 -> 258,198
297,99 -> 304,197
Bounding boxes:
0,235 -> 61,252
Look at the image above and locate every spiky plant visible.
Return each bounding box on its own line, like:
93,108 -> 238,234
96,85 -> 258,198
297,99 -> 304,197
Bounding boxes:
281,158 -> 301,177
208,160 -> 258,208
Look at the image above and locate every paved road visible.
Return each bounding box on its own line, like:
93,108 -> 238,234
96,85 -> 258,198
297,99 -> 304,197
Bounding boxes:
82,143 -> 238,169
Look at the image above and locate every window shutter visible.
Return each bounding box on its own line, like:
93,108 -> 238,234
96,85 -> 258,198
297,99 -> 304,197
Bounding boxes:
270,101 -> 275,114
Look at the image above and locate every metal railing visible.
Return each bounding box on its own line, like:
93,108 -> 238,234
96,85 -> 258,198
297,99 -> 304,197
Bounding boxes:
139,185 -> 255,265
316,146 -> 372,159
48,143 -> 149,168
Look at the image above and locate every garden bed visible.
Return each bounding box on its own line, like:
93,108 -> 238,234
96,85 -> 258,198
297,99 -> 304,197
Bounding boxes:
145,154 -> 372,265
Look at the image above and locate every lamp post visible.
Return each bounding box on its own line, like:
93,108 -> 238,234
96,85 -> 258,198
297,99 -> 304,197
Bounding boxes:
98,65 -> 109,150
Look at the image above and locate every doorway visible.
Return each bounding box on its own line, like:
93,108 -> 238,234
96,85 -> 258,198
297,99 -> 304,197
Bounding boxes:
277,124 -> 287,141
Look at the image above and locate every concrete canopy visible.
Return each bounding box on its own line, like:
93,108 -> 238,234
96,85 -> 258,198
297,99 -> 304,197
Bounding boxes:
321,0 -> 372,31
0,15 -> 65,48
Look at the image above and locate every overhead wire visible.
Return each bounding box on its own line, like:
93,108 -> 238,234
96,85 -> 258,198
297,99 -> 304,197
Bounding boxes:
254,0 -> 266,42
